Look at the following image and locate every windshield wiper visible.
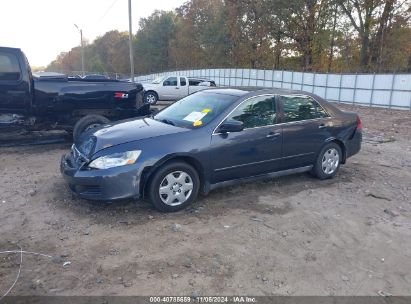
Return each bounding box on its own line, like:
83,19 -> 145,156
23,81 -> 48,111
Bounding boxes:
160,118 -> 175,126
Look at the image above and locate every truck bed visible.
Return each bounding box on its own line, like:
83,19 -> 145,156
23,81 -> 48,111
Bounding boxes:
32,73 -> 144,116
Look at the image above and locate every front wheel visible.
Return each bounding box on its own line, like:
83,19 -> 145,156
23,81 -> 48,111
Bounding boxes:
144,91 -> 158,105
311,143 -> 342,180
148,161 -> 200,212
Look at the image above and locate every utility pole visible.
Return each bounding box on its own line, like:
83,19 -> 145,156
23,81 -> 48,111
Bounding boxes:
74,24 -> 85,76
128,0 -> 135,82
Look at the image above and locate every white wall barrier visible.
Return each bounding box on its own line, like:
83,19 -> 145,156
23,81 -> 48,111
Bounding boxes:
135,69 -> 411,109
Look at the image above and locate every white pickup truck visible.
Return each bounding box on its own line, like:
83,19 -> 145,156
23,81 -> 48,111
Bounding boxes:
142,76 -> 216,104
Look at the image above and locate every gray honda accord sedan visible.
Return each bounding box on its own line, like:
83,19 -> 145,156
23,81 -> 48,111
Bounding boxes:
61,88 -> 362,212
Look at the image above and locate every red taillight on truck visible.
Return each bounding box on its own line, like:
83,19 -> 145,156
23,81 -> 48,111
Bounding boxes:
357,117 -> 362,130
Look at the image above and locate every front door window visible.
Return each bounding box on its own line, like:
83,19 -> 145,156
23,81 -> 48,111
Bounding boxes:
163,77 -> 178,86
226,95 -> 277,128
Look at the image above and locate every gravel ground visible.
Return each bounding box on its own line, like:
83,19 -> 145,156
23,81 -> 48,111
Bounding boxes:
0,104 -> 410,297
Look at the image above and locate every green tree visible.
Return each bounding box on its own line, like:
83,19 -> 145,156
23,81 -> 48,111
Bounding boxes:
45,0 -> 411,74
170,0 -> 230,68
338,0 -> 410,71
134,11 -> 177,74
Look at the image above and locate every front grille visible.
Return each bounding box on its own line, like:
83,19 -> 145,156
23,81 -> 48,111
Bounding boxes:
77,185 -> 102,196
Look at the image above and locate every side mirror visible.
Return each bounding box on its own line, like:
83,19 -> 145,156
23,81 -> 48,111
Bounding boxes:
218,120 -> 244,133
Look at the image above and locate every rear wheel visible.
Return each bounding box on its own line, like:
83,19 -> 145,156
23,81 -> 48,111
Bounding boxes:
148,161 -> 200,212
73,115 -> 110,141
311,143 -> 342,179
144,91 -> 158,105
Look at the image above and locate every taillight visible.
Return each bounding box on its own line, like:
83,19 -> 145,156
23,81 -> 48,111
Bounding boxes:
357,117 -> 362,130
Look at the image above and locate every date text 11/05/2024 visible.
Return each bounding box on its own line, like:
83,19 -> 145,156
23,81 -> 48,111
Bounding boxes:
149,296 -> 257,303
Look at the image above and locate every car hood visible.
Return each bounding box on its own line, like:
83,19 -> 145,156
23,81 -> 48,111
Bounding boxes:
84,118 -> 188,154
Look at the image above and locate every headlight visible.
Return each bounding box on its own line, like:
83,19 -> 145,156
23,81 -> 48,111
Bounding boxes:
88,150 -> 141,169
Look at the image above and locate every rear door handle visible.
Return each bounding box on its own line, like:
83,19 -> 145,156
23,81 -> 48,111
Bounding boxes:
175,87 -> 180,89
318,124 -> 327,129
266,132 -> 281,138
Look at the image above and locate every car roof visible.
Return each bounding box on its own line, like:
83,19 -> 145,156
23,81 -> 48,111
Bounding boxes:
161,76 -> 212,81
203,88 -> 251,96
223,87 -> 315,95
206,87 -> 318,97
204,87 -> 340,111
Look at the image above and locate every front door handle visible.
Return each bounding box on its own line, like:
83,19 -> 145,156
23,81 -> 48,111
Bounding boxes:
175,87 -> 180,89
318,124 -> 327,129
266,132 -> 281,138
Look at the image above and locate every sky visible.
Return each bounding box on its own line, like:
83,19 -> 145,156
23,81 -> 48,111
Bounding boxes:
0,0 -> 186,67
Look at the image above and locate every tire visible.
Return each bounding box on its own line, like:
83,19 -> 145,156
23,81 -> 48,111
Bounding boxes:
148,161 -> 200,212
73,115 -> 110,141
144,91 -> 158,105
311,142 -> 342,180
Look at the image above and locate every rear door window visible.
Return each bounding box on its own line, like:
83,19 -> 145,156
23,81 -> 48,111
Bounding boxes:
316,102 -> 330,118
180,77 -> 187,86
280,95 -> 329,122
0,52 -> 21,81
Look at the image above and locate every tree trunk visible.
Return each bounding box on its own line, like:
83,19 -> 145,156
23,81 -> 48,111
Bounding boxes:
359,29 -> 370,70
274,33 -> 282,69
370,0 -> 395,70
304,0 -> 316,71
328,4 -> 338,72
303,45 -> 314,71
302,33 -> 314,71
251,42 -> 258,68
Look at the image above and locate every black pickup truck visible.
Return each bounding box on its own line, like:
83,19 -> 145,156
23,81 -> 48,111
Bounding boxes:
0,46 -> 150,140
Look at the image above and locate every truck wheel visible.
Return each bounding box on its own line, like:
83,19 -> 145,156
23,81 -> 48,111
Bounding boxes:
144,91 -> 158,105
73,115 -> 110,141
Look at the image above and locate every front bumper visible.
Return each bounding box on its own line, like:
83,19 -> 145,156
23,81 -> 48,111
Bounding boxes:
60,154 -> 141,201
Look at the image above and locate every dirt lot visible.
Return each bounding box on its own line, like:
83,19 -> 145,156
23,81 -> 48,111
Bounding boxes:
0,104 -> 410,297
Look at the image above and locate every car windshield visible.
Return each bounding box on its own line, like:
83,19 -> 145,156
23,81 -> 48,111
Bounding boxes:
152,77 -> 164,84
153,91 -> 238,129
